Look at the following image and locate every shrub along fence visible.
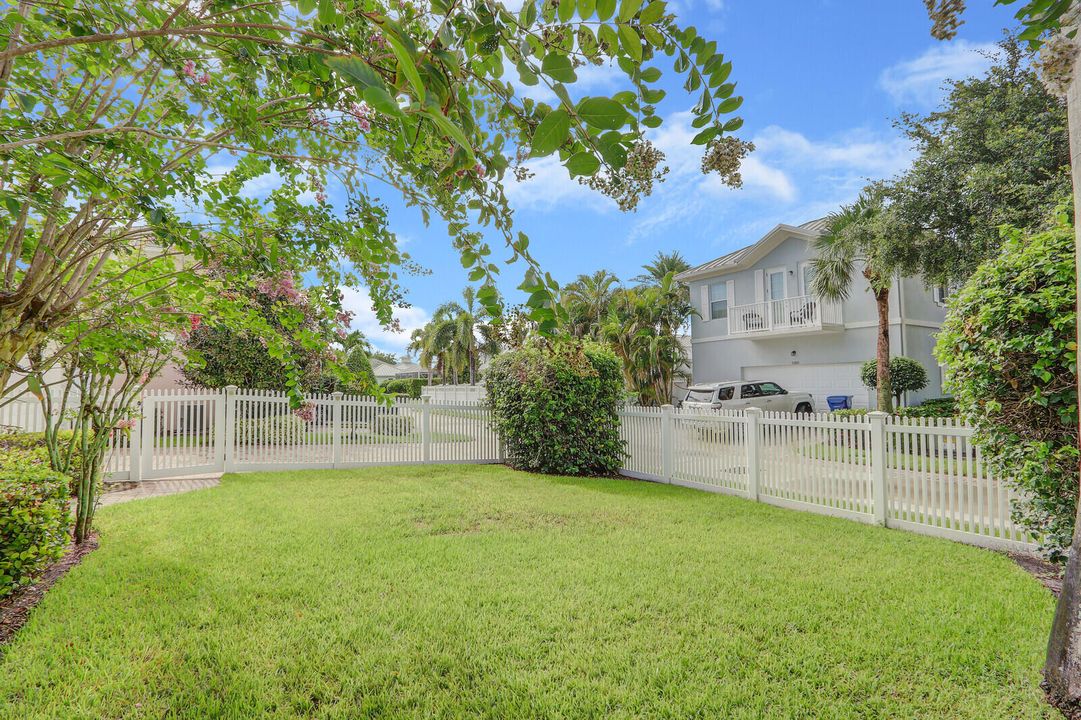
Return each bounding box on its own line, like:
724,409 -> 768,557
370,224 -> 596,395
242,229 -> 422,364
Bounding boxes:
8,387 -> 1032,553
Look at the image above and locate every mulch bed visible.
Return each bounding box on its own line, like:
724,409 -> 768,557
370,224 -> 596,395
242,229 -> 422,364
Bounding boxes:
0,534 -> 99,646
1011,552 -> 1063,597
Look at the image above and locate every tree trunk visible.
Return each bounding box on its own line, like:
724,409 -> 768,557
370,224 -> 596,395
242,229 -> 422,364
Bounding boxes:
1043,43 -> 1081,717
874,287 -> 893,413
469,349 -> 475,386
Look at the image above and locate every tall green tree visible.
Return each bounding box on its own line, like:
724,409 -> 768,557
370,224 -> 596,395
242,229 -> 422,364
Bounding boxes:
888,35 -> 1071,283
563,270 -> 621,339
810,190 -> 908,413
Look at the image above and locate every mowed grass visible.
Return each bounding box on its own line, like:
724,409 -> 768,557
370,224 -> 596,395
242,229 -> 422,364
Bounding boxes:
0,465 -> 1056,719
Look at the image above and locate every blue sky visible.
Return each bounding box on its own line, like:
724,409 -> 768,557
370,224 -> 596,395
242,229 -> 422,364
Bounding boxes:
334,1 -> 1020,357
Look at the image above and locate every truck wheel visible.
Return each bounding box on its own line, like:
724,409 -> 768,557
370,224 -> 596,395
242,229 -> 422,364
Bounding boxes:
795,402 -> 813,414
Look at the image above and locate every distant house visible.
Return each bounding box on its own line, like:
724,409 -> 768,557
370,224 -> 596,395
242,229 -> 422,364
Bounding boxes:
370,358 -> 399,384
675,218 -> 947,411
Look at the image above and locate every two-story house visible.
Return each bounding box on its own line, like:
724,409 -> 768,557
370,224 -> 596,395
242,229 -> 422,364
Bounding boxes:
675,218 -> 947,411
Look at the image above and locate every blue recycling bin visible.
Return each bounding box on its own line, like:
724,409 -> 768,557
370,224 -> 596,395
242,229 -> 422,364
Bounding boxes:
826,395 -> 852,411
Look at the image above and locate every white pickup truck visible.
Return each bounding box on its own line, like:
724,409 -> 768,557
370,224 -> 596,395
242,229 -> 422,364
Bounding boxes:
680,381 -> 815,414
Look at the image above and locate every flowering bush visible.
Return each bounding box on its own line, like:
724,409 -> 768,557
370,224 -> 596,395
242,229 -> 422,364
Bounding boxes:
487,339 -> 624,476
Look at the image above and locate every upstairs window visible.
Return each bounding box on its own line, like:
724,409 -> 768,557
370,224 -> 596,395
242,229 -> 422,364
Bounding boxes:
709,281 -> 728,320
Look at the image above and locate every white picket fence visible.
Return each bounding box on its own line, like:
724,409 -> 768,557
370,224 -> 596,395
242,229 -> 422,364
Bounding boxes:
4,386 -> 1034,552
107,387 -> 503,483
621,406 -> 1033,552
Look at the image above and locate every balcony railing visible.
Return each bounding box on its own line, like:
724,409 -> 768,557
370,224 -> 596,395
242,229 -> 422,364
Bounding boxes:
728,294 -> 842,336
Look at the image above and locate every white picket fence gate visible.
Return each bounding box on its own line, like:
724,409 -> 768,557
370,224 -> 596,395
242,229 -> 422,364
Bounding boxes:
6,386 -> 1034,553
621,406 -> 1034,552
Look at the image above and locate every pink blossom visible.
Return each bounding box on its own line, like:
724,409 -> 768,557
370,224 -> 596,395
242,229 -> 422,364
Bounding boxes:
293,402 -> 316,423
372,34 -> 388,49
336,310 -> 353,325
116,418 -> 137,430
139,372 -> 150,385
336,327 -> 347,339
256,273 -> 303,303
315,191 -> 327,203
189,314 -> 202,331
182,60 -> 196,78
197,72 -> 210,86
348,101 -> 371,120
473,163 -> 485,178
358,118 -> 371,133
307,108 -> 329,130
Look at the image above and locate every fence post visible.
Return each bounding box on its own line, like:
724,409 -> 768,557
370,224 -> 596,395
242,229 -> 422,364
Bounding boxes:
745,407 -> 762,501
661,404 -> 674,483
868,411 -> 888,525
421,396 -> 432,463
213,388 -> 227,472
331,391 -> 343,468
129,396 -> 143,483
223,385 -> 237,473
139,393 -> 154,481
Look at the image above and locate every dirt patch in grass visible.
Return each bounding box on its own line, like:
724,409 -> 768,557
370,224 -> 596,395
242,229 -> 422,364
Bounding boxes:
0,534 -> 98,646
1012,552 -> 1062,596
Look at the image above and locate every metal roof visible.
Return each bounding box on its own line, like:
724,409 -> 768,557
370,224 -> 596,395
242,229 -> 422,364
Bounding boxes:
675,217 -> 831,282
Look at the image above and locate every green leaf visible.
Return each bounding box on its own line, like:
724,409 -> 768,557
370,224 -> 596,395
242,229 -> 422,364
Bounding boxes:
639,0 -> 666,23
318,0 -> 335,23
640,66 -> 661,83
722,116 -> 743,132
718,96 -> 743,114
691,126 -> 719,145
558,0 -> 576,22
326,56 -> 384,90
422,107 -> 474,160
577,96 -> 628,130
596,0 -> 617,21
618,0 -> 642,22
362,86 -> 404,118
531,109 -> 571,156
566,152 -> 601,176
385,34 -> 426,102
642,114 -> 662,128
618,24 -> 642,61
709,60 -> 732,87
16,93 -> 34,113
298,0 -> 317,13
541,53 -> 577,83
598,24 -> 619,53
578,0 -> 597,19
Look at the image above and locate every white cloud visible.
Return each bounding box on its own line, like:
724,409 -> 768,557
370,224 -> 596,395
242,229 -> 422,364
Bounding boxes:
503,155 -> 611,212
339,286 -> 430,356
879,40 -> 997,107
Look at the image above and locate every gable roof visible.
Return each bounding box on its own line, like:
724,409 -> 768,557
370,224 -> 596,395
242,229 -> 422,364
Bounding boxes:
675,217 -> 831,283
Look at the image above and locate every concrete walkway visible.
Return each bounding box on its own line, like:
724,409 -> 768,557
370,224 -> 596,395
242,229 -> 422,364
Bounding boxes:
99,473 -> 222,506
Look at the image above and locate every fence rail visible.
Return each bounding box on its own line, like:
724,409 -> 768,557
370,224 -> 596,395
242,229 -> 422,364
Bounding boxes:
5,386 -> 1035,553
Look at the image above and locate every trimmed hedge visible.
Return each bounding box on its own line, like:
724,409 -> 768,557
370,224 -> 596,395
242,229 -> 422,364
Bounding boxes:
236,414 -> 306,444
1,465 -> 70,598
382,378 -> 424,398
487,339 -> 624,476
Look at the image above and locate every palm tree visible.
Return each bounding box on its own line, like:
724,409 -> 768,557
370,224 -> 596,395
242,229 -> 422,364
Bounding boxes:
562,270 -> 620,339
810,190 -> 899,412
602,272 -> 694,406
407,327 -> 437,385
632,251 -> 691,287
427,286 -> 498,386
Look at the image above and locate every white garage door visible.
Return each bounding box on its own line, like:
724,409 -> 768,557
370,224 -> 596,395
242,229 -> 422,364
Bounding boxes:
743,363 -> 870,412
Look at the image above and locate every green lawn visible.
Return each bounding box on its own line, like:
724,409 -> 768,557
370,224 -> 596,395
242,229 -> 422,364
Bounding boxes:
0,465 -> 1056,719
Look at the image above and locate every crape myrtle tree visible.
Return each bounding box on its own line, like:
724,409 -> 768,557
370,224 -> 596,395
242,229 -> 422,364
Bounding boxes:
0,0 -> 749,404
923,1 -> 1081,714
29,253 -> 214,544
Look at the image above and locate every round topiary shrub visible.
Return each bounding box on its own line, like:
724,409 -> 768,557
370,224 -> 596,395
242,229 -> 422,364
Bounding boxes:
936,217 -> 1077,560
486,338 -> 624,476
1,465 -> 70,598
860,356 -> 928,407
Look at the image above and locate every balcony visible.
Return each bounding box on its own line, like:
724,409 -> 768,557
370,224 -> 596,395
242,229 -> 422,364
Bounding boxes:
728,294 -> 843,338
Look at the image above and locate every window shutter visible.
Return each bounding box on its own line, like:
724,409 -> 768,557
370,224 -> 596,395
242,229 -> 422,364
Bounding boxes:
700,284 -> 710,319
726,281 -> 735,307
754,269 -> 764,304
